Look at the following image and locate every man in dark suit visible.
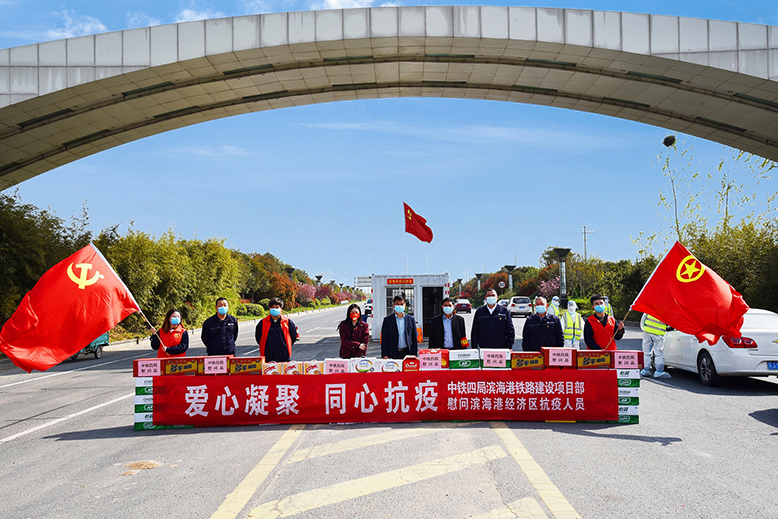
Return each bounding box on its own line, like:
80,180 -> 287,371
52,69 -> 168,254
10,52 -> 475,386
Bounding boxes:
471,289 -> 515,349
380,294 -> 418,359
429,298 -> 467,349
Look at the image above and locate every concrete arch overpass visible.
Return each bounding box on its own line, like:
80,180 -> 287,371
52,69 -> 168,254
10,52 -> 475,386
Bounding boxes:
1,6 -> 778,190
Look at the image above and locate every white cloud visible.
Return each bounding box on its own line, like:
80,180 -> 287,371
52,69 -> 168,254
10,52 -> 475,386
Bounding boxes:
170,145 -> 254,157
240,0 -> 273,14
46,10 -> 107,39
308,0 -> 376,10
175,9 -> 226,23
126,11 -> 161,29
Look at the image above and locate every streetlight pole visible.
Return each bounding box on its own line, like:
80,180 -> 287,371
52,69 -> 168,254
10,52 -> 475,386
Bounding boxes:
553,248 -> 571,307
475,273 -> 483,292
503,265 -> 516,292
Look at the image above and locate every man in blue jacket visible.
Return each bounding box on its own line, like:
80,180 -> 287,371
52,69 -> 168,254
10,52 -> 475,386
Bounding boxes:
201,297 -> 239,355
521,296 -> 564,351
381,295 -> 418,359
471,289 -> 515,349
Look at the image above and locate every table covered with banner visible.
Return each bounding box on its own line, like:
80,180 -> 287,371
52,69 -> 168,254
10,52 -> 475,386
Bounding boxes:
133,348 -> 643,430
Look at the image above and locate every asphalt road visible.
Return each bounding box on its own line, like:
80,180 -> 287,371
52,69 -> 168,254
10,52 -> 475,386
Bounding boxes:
1,305 -> 778,519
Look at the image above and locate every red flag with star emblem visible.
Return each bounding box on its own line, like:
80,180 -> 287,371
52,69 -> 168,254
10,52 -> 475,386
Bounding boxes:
403,202 -> 433,243
0,244 -> 140,372
631,241 -> 749,345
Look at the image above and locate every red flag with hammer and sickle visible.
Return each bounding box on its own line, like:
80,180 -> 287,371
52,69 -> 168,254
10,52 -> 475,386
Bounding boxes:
631,241 -> 749,345
403,202 -> 433,243
0,244 -> 139,372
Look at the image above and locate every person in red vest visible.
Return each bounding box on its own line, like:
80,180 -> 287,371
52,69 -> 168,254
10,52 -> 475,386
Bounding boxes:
254,297 -> 298,362
583,294 -> 624,350
150,309 -> 189,358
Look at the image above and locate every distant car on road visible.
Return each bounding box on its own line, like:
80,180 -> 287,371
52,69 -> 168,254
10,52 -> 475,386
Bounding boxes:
498,299 -> 509,307
663,308 -> 778,385
455,299 -> 472,313
364,298 -> 372,316
508,296 -> 532,317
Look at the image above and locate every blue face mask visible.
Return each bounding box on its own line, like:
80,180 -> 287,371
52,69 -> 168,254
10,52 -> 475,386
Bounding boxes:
217,306 -> 228,316
269,307 -> 281,317
170,317 -> 181,326
442,306 -> 454,315
394,305 -> 405,314
535,305 -> 547,315
486,296 -> 497,306
594,304 -> 606,313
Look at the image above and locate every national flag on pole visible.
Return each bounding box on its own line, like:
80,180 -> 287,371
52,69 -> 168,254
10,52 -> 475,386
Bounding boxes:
631,241 -> 749,345
404,202 -> 433,243
0,244 -> 140,372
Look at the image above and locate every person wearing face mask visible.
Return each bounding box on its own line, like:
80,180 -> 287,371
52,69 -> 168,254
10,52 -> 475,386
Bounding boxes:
429,298 -> 467,350
521,296 -> 564,351
561,301 -> 584,349
201,297 -> 239,356
255,297 -> 298,362
584,294 -> 624,350
338,303 -> 370,358
380,294 -> 418,359
150,309 -> 189,358
547,295 -> 561,317
471,289 -> 515,349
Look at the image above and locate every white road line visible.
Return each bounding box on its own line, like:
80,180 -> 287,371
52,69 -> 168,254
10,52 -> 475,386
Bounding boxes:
0,352 -> 151,389
0,392 -> 134,444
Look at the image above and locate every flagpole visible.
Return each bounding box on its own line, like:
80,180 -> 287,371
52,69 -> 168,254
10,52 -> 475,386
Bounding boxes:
404,233 -> 408,275
603,309 -> 631,350
139,310 -> 168,352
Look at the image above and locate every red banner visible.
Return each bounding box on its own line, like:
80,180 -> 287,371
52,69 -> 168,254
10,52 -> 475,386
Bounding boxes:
152,370 -> 617,426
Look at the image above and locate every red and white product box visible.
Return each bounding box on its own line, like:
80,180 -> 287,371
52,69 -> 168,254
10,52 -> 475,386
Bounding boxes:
542,347 -> 576,368
133,359 -> 162,377
262,362 -> 281,375
402,356 -> 419,372
576,350 -> 612,369
612,350 -> 644,370
282,362 -> 303,375
350,358 -> 378,373
480,349 -> 511,369
418,349 -> 450,370
197,356 -> 229,375
324,358 -> 349,374
164,357 -> 199,375
304,361 -> 324,375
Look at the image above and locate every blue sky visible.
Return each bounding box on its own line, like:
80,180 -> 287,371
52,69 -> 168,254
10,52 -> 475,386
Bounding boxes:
1,1 -> 777,288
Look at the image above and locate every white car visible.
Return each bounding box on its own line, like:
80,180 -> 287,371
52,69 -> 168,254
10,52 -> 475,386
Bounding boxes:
508,296 -> 532,317
364,299 -> 372,316
663,308 -> 778,385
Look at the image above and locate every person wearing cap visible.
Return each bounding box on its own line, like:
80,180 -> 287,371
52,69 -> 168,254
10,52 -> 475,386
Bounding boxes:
583,294 -> 624,350
471,288 -> 515,349
521,296 -> 563,351
255,297 -> 298,362
561,301 -> 584,349
640,313 -> 672,379
547,295 -> 561,317
429,297 -> 468,350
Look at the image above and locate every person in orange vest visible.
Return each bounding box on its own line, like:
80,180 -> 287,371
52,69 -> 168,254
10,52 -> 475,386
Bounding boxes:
254,297 -> 298,362
150,309 -> 189,358
583,294 -> 624,350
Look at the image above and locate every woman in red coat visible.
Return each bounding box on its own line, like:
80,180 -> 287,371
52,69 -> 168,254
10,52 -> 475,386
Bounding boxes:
338,304 -> 370,358
151,309 -> 189,358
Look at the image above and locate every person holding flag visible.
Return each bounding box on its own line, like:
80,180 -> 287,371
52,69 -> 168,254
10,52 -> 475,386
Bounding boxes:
640,313 -> 671,379
150,309 -> 189,358
584,294 -> 624,350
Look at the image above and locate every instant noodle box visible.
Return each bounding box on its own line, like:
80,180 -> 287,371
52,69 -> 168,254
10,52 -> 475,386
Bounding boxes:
511,352 -> 544,370
304,361 -> 324,375
133,359 -> 162,377
197,356 -> 229,375
229,356 -> 264,375
402,356 -> 420,372
541,347 -> 576,369
449,349 -> 480,370
576,350 -> 612,369
164,357 -> 198,375
262,362 -> 281,375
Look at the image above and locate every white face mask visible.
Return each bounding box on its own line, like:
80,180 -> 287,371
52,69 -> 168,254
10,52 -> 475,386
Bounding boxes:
568,306 -> 576,313
486,296 -> 497,306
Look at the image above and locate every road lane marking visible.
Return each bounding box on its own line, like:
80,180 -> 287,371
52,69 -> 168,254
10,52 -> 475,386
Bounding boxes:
0,352 -> 151,389
210,425 -> 304,519
492,422 -> 580,519
247,444 -> 507,518
471,498 -> 548,519
0,392 -> 134,444
287,423 -> 470,463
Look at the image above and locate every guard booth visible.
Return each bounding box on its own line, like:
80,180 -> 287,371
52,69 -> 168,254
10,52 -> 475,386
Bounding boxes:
370,274 -> 450,342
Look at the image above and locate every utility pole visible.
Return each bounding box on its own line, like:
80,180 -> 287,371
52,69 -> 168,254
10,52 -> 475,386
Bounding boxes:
578,225 -> 595,261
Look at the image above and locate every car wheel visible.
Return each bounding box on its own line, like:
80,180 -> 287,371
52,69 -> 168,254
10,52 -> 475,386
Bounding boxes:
94,345 -> 103,359
697,351 -> 722,386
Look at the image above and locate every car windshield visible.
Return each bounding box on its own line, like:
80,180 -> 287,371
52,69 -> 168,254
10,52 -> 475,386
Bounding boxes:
513,297 -> 530,303
456,299 -> 469,304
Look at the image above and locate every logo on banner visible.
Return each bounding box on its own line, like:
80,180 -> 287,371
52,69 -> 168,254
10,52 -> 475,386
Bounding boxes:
67,262 -> 105,289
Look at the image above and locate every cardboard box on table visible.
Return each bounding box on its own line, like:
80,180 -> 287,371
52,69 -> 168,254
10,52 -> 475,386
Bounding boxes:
541,348 -> 577,369
229,356 -> 264,374
511,352 -> 544,370
479,349 -> 511,369
449,349 -> 480,370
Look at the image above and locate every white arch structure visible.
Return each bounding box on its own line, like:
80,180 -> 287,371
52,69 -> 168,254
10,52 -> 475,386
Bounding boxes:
1,6 -> 778,190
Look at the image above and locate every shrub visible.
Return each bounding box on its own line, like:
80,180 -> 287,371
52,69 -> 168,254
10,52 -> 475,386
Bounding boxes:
258,298 -> 270,310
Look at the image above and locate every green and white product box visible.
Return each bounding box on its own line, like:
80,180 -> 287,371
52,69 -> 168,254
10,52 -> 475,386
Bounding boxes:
449,350 -> 481,370
617,387 -> 639,406
618,405 -> 640,416
616,415 -> 639,424
616,370 -> 640,379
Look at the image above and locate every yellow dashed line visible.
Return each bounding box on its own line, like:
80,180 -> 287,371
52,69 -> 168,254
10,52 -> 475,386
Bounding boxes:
247,445 -> 508,518
210,425 -> 304,519
470,498 -> 548,519
492,422 -> 581,519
